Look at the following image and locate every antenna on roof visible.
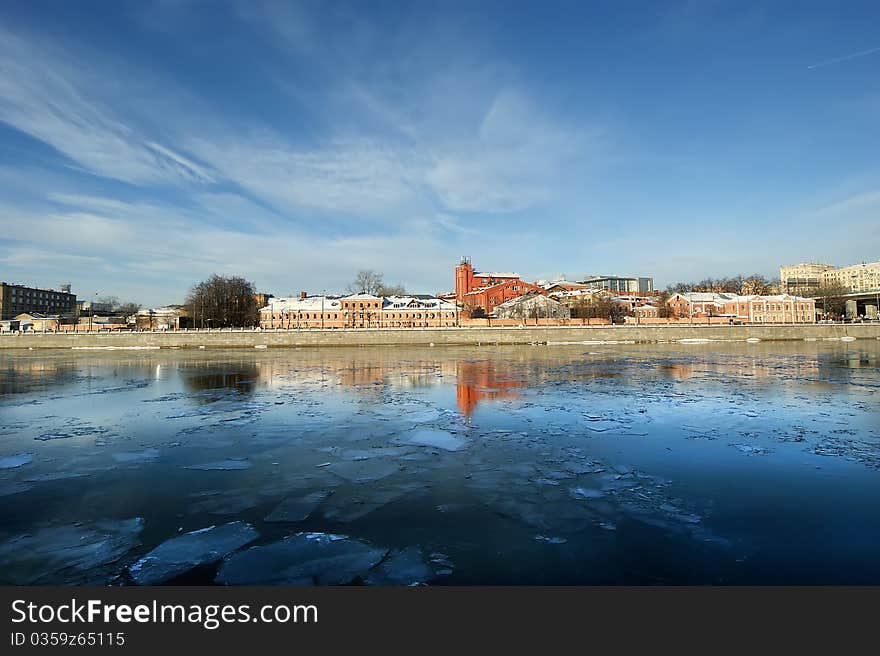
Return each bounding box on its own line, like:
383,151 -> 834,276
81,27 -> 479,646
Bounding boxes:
460,256 -> 471,265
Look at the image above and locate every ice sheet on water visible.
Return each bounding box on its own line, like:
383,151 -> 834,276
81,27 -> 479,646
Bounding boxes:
569,487 -> 605,500
366,546 -> 435,586
112,449 -> 160,464
534,535 -> 568,544
265,491 -> 333,522
184,459 -> 252,471
0,453 -> 33,469
730,444 -> 770,456
583,420 -> 626,433
0,518 -> 144,585
327,459 -> 400,483
216,532 -> 388,585
321,483 -> 427,522
562,462 -> 602,475
339,446 -> 413,461
402,429 -> 467,452
35,422 -> 109,442
129,521 -> 258,585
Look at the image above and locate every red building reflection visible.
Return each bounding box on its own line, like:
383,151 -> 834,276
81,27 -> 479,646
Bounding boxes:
455,360 -> 525,417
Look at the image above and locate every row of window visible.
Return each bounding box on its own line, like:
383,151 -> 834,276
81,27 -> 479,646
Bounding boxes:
7,289 -> 70,300
264,312 -> 455,321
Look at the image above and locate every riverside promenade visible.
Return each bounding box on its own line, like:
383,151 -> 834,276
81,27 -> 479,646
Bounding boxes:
1,323 -> 879,349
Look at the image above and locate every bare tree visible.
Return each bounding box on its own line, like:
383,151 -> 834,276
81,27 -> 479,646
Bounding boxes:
186,275 -> 259,328
114,301 -> 141,317
347,270 -> 406,296
347,270 -> 385,296
378,282 -> 407,296
667,273 -> 777,295
807,282 -> 849,318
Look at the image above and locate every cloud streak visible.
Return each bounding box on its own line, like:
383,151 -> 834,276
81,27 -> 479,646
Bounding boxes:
807,45 -> 880,70
0,29 -> 214,186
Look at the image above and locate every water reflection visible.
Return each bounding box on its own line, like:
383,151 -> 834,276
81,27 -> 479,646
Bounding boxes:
183,365 -> 261,395
455,359 -> 525,417
1,342 -> 879,585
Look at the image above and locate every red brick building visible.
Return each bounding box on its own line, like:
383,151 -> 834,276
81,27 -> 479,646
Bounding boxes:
454,257 -> 546,316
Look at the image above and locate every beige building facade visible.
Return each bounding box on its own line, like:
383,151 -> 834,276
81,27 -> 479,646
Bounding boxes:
779,263 -> 835,294
821,261 -> 880,293
780,261 -> 880,294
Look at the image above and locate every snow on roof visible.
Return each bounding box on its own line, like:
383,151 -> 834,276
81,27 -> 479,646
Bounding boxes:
260,295 -> 342,312
494,293 -> 560,310
383,296 -> 456,310
674,292 -> 813,303
548,288 -> 604,298
473,271 -> 519,278
542,280 -> 586,289
262,295 -> 456,312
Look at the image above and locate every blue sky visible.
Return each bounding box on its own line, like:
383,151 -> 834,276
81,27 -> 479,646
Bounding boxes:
1,0 -> 878,305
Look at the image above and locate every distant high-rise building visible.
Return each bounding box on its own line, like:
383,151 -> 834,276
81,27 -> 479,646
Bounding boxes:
578,275 -> 654,294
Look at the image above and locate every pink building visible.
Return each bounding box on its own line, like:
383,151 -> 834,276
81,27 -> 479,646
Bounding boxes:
666,292 -> 815,323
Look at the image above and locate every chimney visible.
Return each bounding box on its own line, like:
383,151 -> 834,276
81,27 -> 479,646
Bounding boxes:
300,291 -> 307,299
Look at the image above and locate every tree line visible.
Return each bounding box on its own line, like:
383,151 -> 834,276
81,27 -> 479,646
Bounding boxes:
665,274 -> 777,295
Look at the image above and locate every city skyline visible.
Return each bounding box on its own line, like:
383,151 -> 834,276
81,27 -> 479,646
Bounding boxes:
1,1 -> 879,306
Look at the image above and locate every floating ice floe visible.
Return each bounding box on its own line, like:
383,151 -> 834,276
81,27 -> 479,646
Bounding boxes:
570,487 -> 606,500
0,518 -> 144,585
129,521 -> 258,585
183,459 -> 252,471
403,429 -> 467,452
731,443 -> 770,456
216,532 -> 387,585
112,449 -> 160,464
534,535 -> 568,544
0,453 -> 33,469
321,483 -> 427,522
264,491 -> 333,522
327,459 -> 400,483
366,546 -> 436,585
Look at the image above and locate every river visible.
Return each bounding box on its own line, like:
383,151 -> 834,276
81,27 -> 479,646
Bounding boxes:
1,341 -> 878,585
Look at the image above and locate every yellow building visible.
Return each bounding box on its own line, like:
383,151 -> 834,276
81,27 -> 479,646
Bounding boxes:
779,263 -> 835,294
821,261 -> 880,293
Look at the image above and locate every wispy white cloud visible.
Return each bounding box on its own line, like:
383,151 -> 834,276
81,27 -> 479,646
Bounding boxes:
187,134 -> 423,217
426,90 -> 592,213
0,29 -> 214,186
815,190 -> 880,217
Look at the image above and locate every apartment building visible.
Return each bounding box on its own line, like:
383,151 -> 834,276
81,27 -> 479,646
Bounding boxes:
0,282 -> 78,320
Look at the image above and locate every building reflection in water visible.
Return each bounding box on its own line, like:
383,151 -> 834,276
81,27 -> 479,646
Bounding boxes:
181,363 -> 261,398
455,359 -> 525,417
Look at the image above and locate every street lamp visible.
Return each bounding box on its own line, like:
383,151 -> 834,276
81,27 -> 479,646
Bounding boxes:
89,292 -> 97,332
